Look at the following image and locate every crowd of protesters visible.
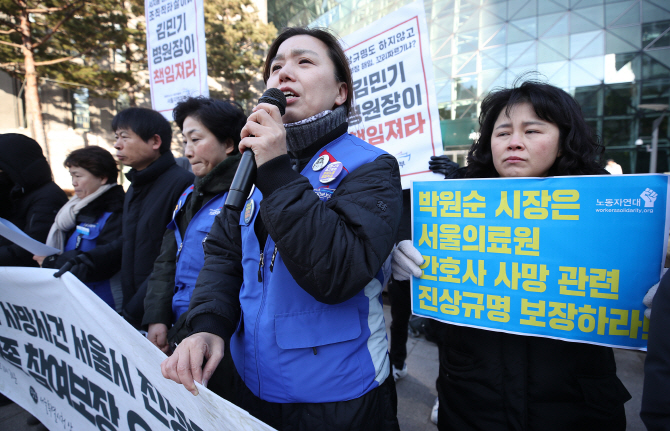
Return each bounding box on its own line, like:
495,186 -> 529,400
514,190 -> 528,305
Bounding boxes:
2,26 -> 670,431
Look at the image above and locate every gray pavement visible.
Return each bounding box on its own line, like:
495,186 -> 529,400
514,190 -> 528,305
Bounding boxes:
0,304 -> 649,431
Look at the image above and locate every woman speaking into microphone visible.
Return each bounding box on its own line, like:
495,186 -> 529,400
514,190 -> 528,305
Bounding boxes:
161,27 -> 403,430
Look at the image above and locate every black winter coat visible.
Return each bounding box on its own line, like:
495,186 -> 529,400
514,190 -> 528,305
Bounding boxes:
142,154 -> 241,331
41,185 -> 125,283
0,134 -> 68,266
91,151 -> 194,326
434,167 -> 631,431
187,124 -> 403,342
641,270 -> 670,430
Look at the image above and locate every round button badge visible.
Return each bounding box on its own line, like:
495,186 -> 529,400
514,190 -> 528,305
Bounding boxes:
312,154 -> 329,171
319,161 -> 343,184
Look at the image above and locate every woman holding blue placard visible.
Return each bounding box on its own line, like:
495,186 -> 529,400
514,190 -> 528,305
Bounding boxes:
393,79 -> 631,431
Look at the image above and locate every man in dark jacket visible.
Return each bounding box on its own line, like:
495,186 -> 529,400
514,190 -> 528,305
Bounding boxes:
59,108 -> 194,326
0,134 -> 68,266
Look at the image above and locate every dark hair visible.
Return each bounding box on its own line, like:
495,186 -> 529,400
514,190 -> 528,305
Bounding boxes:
112,107 -> 172,154
466,79 -> 604,178
172,97 -> 246,155
64,146 -> 119,183
263,27 -> 353,116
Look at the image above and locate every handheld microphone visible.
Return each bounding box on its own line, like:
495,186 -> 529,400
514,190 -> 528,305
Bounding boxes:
225,88 -> 287,211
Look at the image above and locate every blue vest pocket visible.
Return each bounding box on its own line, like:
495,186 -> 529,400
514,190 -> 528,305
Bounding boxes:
275,305 -> 361,349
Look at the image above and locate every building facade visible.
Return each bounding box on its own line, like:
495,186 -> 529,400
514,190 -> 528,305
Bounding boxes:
268,0 -> 670,173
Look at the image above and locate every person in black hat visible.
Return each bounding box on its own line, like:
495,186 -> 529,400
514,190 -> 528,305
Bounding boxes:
0,133 -> 67,266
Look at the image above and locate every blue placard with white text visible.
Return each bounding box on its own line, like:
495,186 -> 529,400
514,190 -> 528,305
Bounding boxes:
411,174 -> 670,350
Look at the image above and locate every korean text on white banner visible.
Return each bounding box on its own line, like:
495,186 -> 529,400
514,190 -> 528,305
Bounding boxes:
146,0 -> 208,120
0,268 -> 275,431
341,0 -> 443,189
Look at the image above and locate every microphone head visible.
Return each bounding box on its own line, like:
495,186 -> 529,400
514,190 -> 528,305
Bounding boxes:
259,88 -> 287,116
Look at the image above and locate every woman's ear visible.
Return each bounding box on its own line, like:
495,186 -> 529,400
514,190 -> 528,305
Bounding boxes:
333,82 -> 347,107
226,139 -> 235,155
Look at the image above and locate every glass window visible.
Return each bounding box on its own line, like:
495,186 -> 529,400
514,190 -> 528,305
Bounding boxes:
543,13 -> 569,37
480,24 -> 506,48
456,30 -> 478,54
574,85 -> 602,118
571,57 -> 605,86
573,5 -> 604,27
640,115 -> 669,141
455,76 -> 477,100
605,1 -> 634,27
570,30 -> 601,58
455,103 -> 477,119
602,118 -> 633,146
612,2 -> 640,26
641,79 -> 670,107
642,21 -> 668,46
507,41 -> 533,66
605,30 -> 638,54
643,53 -> 670,80
604,84 -> 636,115
481,45 -> 506,70
570,12 -> 601,33
72,88 -> 90,131
455,52 -> 477,75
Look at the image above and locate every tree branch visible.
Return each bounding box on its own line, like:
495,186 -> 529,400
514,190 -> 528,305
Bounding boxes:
26,6 -> 73,13
31,1 -> 86,49
0,29 -> 18,35
0,39 -> 24,49
33,45 -> 97,66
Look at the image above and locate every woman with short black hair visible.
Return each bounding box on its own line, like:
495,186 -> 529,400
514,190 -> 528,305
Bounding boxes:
143,96 -> 245,357
162,27 -> 403,430
36,145 -> 124,310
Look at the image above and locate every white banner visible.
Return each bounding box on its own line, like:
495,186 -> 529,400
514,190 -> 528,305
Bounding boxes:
0,268 -> 274,431
145,0 -> 209,120
341,0 -> 443,189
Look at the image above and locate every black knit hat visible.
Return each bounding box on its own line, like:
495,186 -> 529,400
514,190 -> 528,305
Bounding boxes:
0,133 -> 52,193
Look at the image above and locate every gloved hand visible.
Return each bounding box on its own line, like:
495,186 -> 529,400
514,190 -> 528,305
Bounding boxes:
53,254 -> 94,281
392,240 -> 425,281
429,155 -> 459,178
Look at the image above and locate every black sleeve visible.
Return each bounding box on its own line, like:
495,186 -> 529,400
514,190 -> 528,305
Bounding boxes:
82,237 -> 123,282
256,153 -> 403,304
0,189 -> 66,267
641,271 -> 670,430
142,228 -> 178,327
186,208 -> 243,340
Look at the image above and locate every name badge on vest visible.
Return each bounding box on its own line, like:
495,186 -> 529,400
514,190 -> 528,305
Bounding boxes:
319,161 -> 343,184
312,155 -> 329,171
244,199 -> 255,225
76,225 -> 91,236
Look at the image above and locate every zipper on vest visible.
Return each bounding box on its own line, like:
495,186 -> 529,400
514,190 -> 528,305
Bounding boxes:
258,252 -> 264,282
269,246 -> 278,272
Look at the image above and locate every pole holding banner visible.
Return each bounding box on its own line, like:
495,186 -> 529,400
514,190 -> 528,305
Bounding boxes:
145,0 -> 209,120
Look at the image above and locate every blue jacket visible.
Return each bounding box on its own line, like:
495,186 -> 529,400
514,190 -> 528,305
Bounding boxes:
189,130 -> 402,404
167,185 -> 226,320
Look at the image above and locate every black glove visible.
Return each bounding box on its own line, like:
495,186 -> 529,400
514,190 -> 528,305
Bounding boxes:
429,155 -> 459,178
53,254 -> 94,281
